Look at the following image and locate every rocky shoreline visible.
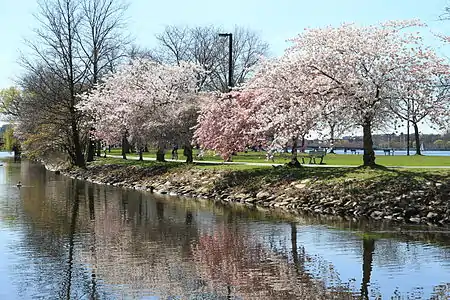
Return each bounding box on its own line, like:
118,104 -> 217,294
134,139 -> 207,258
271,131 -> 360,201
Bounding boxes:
60,163 -> 450,226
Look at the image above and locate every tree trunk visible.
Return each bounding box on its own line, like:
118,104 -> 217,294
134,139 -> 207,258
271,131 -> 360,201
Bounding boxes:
329,124 -> 335,154
362,118 -> 376,167
300,135 -> 306,152
183,144 -> 193,163
138,148 -> 143,161
156,148 -> 165,162
413,122 -> 422,155
72,120 -> 86,168
288,136 -> 301,168
121,133 -> 127,160
87,136 -> 95,162
96,140 -> 101,157
144,144 -> 149,152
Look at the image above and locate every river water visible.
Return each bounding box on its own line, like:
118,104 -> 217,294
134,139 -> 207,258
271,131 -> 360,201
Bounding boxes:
0,156 -> 449,299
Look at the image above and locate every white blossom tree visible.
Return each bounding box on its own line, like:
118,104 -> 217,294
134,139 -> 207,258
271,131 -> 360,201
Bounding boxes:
78,59 -> 204,162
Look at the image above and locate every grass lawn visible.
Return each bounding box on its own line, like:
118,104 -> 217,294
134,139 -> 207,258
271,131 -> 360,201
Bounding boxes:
107,148 -> 450,167
92,156 -> 450,184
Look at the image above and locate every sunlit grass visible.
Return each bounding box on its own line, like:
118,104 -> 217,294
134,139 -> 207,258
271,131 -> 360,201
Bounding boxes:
107,148 -> 450,166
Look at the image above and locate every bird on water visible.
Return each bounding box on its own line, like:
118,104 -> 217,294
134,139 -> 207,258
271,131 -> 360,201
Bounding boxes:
16,181 -> 22,188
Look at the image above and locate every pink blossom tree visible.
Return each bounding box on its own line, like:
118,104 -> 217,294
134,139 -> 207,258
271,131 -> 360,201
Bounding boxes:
194,58 -> 326,166
194,91 -> 261,161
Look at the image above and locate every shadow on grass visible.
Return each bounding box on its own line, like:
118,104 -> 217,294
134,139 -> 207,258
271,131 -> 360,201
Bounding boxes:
92,157 -> 450,195
213,165 -> 358,193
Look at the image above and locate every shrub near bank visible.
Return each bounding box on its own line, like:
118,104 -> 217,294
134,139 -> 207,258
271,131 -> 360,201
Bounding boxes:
63,157 -> 450,226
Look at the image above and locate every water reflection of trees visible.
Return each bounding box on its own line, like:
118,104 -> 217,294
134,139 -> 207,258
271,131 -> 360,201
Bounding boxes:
8,162 -> 450,299
192,222 -> 356,299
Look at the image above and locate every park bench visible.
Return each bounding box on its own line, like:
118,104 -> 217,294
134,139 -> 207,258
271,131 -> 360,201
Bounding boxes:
299,149 -> 326,164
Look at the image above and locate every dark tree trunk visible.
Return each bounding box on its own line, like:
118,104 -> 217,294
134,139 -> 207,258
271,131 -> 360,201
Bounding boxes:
72,120 -> 85,168
360,238 -> 375,300
300,135 -> 306,152
329,124 -> 335,154
144,144 -> 149,152
183,144 -> 193,163
362,117 -> 376,167
108,145 -> 111,153
96,140 -> 101,157
288,136 -> 301,168
87,136 -> 95,162
138,148 -> 143,161
121,133 -> 128,160
413,122 -> 422,155
156,148 -> 165,162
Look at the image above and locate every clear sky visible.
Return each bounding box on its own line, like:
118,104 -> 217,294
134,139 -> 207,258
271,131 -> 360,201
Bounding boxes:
1,1 -> 449,133
1,0 -> 449,89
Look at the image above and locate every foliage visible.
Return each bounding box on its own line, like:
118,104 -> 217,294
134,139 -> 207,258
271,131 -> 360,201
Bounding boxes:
2,126 -> 18,151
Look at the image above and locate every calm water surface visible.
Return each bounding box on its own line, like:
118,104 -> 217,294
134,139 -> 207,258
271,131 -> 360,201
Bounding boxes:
0,155 -> 449,299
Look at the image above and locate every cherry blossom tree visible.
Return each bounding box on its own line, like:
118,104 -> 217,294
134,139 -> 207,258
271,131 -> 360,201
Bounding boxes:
287,20 -> 449,166
194,58 -> 326,166
78,58 -> 204,162
388,69 -> 450,155
195,20 -> 449,167
194,91 -> 261,161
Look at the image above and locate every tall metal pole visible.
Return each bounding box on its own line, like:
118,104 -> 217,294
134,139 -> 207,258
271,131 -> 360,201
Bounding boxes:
406,98 -> 410,156
219,33 -> 233,91
228,34 -> 233,90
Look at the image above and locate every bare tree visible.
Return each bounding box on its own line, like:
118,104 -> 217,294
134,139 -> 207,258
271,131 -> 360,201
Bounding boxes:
127,44 -> 160,62
154,25 -> 269,92
20,0 -> 88,167
76,0 -> 130,161
78,0 -> 130,85
15,0 -> 131,166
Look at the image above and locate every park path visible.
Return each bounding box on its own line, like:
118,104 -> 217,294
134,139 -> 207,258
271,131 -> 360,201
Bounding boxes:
105,155 -> 450,169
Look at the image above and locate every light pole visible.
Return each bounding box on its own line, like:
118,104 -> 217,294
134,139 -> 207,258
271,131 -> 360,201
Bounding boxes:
406,98 -> 410,155
219,33 -> 233,91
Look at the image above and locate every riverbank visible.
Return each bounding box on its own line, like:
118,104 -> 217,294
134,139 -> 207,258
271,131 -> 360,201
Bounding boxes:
60,158 -> 450,226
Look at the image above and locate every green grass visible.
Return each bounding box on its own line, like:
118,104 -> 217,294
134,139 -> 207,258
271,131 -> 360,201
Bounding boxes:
92,155 -> 450,180
108,148 -> 450,166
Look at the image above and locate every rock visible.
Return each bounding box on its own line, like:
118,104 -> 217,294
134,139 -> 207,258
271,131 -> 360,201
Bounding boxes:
294,183 -> 306,189
370,211 -> 384,219
244,198 -> 258,204
426,212 -> 438,219
256,191 -> 270,199
169,192 -> 178,196
409,217 -> 421,223
300,179 -> 311,184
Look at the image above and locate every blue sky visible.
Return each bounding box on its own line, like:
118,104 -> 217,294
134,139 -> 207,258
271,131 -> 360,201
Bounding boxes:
0,0 -> 449,88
